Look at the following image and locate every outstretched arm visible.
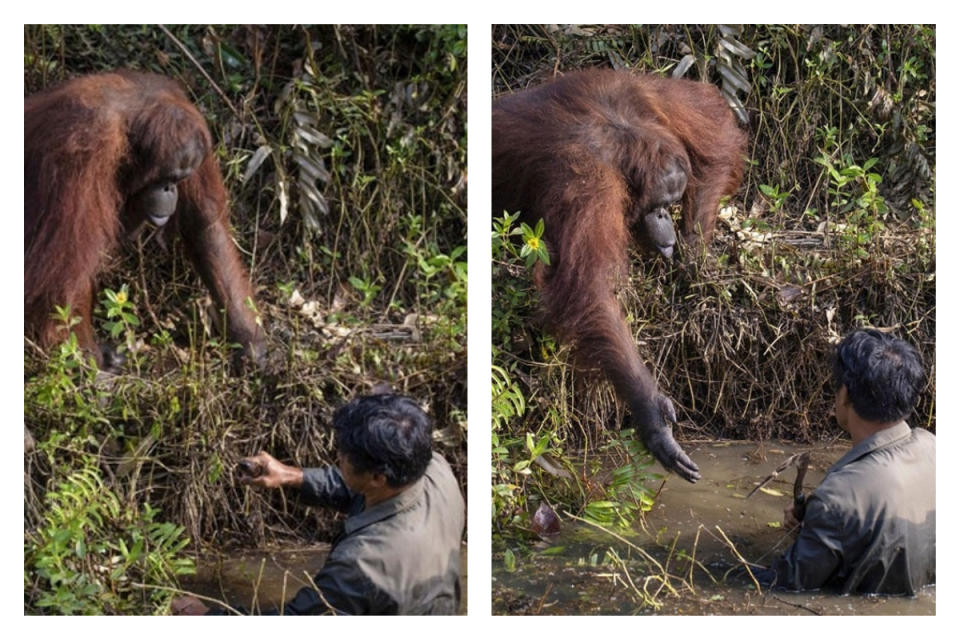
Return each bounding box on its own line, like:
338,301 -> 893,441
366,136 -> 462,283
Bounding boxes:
537,161 -> 700,482
176,156 -> 266,365
239,451 -> 358,512
577,295 -> 700,482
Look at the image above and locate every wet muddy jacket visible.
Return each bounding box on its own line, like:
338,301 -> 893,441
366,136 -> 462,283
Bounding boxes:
768,422 -> 935,595
273,451 -> 465,615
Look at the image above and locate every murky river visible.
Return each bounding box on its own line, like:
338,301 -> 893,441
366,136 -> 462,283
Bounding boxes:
182,544 -> 468,614
493,441 -> 935,615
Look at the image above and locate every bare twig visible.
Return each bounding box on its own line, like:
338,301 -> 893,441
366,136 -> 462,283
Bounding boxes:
715,525 -> 763,594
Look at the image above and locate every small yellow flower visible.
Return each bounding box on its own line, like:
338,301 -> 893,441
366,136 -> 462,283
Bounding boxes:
115,290 -> 127,305
526,236 -> 541,251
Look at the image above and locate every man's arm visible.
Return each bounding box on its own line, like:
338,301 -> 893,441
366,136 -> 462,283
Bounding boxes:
765,495 -> 844,590
299,466 -> 359,511
239,451 -> 357,511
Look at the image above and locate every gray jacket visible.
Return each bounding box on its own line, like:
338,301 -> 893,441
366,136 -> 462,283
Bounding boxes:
768,422 -> 935,594
281,451 -> 464,614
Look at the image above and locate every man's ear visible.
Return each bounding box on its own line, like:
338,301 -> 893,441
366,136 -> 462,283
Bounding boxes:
370,472 -> 390,489
837,385 -> 851,407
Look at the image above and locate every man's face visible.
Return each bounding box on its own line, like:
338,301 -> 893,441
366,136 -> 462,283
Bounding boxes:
337,451 -> 383,494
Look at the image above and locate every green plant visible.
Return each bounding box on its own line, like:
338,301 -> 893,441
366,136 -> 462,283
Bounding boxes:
815,151 -> 889,219
492,364 -> 526,434
347,274 -> 383,308
813,138 -> 891,258
26,310 -> 104,450
491,354 -> 535,526
25,465 -> 195,615
99,284 -> 141,362
415,24 -> 467,76
52,304 -> 82,334
583,430 -> 661,529
404,219 -> 468,349
491,213 -> 551,528
758,183 -> 791,214
493,212 -> 550,268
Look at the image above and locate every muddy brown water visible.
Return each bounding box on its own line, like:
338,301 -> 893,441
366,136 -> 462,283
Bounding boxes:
182,543 -> 468,614
493,441 -> 935,615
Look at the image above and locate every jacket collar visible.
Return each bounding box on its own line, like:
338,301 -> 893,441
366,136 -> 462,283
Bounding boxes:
343,475 -> 425,535
828,421 -> 911,474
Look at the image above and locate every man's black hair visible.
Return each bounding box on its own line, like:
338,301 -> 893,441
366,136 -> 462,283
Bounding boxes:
832,329 -> 925,423
333,393 -> 433,487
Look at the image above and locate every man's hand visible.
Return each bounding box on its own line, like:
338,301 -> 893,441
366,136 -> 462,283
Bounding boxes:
783,504 -> 800,530
171,595 -> 210,616
237,451 -> 304,489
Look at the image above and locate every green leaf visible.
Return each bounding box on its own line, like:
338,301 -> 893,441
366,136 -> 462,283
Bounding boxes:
538,545 -> 567,556
503,548 -> 517,572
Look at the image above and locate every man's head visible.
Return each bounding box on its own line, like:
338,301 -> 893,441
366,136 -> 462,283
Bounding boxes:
832,329 -> 925,426
333,393 -> 433,490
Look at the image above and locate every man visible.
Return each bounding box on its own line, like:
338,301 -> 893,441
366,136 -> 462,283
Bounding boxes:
172,393 -> 465,615
756,329 -> 935,594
